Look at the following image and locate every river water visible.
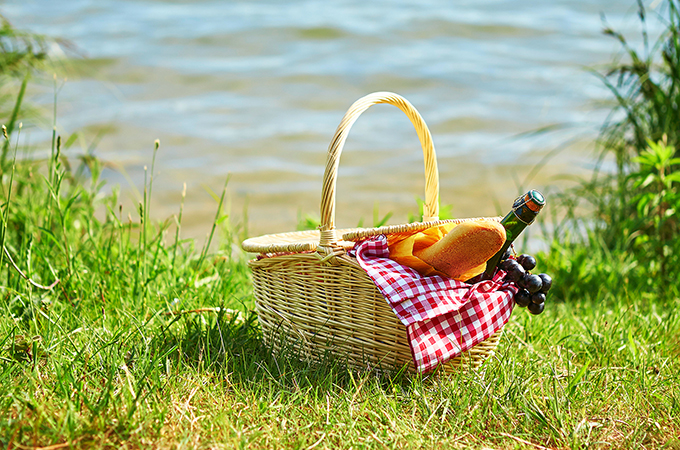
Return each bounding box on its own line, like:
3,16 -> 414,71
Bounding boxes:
2,0 -> 661,241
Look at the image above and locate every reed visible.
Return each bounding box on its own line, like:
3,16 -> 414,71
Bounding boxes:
542,0 -> 680,298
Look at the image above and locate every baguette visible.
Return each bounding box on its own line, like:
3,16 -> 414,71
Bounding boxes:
414,220 -> 506,279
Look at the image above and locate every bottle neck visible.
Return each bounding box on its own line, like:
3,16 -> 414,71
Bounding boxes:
501,209 -> 530,241
481,210 -> 531,280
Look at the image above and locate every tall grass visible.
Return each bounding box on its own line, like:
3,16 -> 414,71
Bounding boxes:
0,14 -> 49,77
541,0 -> 680,297
0,113 -> 256,446
598,0 -> 680,163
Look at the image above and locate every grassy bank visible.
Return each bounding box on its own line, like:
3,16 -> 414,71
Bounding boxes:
1,121 -> 678,450
2,3 -> 680,450
1,148 -> 678,449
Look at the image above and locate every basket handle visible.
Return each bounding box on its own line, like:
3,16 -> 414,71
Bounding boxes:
319,92 -> 439,247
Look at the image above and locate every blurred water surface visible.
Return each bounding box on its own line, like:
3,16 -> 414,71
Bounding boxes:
2,0 -> 660,238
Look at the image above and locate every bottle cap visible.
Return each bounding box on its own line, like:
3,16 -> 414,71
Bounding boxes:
525,190 -> 545,212
512,190 -> 545,224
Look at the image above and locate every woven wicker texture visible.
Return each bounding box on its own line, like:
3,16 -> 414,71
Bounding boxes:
249,252 -> 502,373
243,92 -> 505,373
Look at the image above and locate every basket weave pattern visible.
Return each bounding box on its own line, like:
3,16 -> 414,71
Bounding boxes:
243,92 -> 504,373
249,251 -> 502,372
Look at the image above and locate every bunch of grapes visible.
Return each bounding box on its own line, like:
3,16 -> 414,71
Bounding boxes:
499,250 -> 552,315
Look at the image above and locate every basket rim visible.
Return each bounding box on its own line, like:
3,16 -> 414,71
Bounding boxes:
241,216 -> 502,254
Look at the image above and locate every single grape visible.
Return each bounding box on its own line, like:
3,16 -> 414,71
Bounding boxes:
531,292 -> 546,305
517,273 -> 527,289
510,267 -> 525,283
503,260 -> 525,283
522,273 -> 543,294
502,247 -> 513,260
514,289 -> 531,307
517,254 -> 537,271
528,301 -> 545,315
538,273 -> 553,293
499,258 -> 516,272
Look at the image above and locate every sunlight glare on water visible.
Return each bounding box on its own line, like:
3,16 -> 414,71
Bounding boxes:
2,0 -> 661,238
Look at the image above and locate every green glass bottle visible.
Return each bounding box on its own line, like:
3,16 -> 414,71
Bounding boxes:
481,190 -> 546,280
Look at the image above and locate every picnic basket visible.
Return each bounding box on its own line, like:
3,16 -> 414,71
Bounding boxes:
242,92 -> 505,373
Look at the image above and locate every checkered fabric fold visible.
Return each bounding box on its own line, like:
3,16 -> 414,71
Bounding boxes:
352,235 -> 517,373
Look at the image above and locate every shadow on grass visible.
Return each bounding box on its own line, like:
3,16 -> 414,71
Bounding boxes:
152,308 -> 421,394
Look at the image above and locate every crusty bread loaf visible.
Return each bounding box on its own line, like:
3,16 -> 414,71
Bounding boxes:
414,220 -> 506,279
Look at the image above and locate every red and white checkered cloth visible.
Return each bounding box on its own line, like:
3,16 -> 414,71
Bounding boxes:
351,235 -> 518,373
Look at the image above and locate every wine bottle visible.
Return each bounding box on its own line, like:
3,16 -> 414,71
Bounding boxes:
481,190 -> 545,280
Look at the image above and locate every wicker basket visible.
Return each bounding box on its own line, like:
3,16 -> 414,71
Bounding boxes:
242,92 -> 505,373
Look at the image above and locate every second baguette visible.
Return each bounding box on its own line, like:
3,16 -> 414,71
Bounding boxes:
414,220 -> 506,279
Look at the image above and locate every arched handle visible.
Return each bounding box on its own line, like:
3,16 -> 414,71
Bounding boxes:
319,92 -> 440,247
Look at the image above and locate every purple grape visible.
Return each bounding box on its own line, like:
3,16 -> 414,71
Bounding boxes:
517,254 -> 537,271
522,273 -> 543,294
528,301 -> 545,315
531,292 -> 546,305
499,258 -> 516,272
501,259 -> 525,283
514,289 -> 531,307
538,273 -> 553,293
510,268 -> 526,283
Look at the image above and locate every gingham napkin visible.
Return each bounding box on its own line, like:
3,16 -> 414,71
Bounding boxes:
351,235 -> 518,373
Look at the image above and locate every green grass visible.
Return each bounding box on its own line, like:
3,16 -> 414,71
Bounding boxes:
2,2 -> 680,448
0,125 -> 678,449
